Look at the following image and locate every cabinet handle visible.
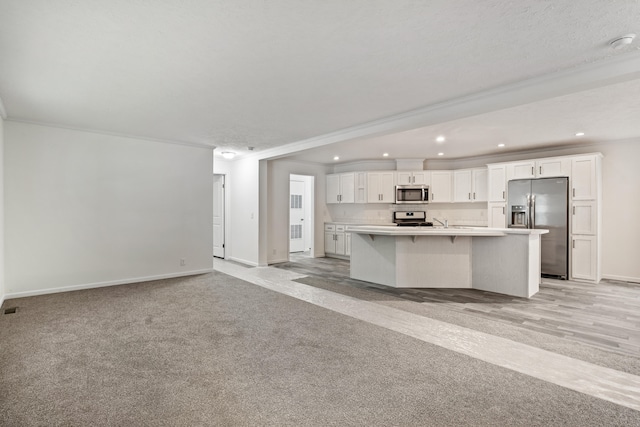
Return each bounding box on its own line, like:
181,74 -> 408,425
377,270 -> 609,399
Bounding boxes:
539,166 -> 542,175
468,192 -> 471,200
572,188 -> 575,197
473,192 -> 476,200
502,206 -> 505,214
572,206 -> 575,215
572,239 -> 575,249
531,166 -> 534,175
502,191 -> 505,200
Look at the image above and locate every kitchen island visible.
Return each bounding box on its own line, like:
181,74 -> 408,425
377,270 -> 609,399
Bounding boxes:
346,225 -> 548,298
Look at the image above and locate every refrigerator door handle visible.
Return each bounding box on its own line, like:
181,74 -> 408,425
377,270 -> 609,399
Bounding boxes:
525,194 -> 530,228
530,194 -> 536,229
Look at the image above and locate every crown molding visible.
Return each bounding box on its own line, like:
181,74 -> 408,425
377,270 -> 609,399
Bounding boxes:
6,118 -> 215,149
250,51 -> 640,162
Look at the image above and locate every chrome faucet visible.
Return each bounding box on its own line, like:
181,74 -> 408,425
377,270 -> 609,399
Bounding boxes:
433,218 -> 449,228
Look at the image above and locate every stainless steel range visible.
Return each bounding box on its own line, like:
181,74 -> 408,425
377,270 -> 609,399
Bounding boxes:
393,211 -> 433,227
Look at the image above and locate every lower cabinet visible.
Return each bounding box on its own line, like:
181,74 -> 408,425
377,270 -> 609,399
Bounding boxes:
325,223 -> 349,258
571,235 -> 597,281
488,202 -> 506,228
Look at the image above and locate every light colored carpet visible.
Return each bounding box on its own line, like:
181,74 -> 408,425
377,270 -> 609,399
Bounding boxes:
1,271 -> 639,426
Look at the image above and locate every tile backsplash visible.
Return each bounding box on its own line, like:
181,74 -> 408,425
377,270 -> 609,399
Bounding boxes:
327,203 -> 488,226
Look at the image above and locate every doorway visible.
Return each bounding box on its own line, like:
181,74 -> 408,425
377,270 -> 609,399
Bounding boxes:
289,174 -> 314,256
213,174 -> 225,258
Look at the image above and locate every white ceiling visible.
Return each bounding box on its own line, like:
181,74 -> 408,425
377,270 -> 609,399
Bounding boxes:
1,1 -> 639,162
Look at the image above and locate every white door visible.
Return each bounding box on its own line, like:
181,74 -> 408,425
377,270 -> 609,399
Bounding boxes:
213,174 -> 225,258
289,179 -> 306,253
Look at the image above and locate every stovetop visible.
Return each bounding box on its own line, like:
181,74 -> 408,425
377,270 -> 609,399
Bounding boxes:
393,210 -> 431,227
395,221 -> 433,227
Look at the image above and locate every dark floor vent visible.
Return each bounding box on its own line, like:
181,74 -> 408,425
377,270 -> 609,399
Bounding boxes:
4,307 -> 18,314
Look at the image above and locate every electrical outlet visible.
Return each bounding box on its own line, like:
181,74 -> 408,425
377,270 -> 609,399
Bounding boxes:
180,258 -> 186,266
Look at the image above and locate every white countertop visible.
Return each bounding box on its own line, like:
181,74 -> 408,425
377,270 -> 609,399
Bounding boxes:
345,225 -> 548,237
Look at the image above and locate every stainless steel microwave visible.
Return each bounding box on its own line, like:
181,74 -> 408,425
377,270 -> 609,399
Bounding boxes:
395,185 -> 429,204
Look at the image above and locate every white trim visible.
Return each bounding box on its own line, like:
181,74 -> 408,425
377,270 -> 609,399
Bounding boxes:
225,256 -> 259,267
602,274 -> 640,284
0,295 -> 5,309
0,95 -> 7,119
4,269 -> 213,299
6,118 -> 215,149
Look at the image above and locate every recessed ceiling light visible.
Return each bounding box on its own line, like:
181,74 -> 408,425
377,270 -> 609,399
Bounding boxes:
333,156 -> 340,161
221,151 -> 236,159
498,143 -> 505,148
575,132 -> 585,137
436,136 -> 446,143
383,153 -> 389,157
610,34 -> 636,50
437,152 -> 444,156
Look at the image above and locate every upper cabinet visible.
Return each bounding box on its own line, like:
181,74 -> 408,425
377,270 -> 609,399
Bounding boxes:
571,155 -> 599,200
354,172 -> 367,204
397,171 -> 430,185
430,171 -> 453,203
506,157 -> 571,181
488,164 -> 507,202
506,160 -> 536,180
326,173 -> 355,204
367,171 -> 396,203
453,168 -> 487,202
537,157 -> 571,178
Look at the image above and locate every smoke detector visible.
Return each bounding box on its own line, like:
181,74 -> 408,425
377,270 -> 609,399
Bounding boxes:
610,34 -> 636,50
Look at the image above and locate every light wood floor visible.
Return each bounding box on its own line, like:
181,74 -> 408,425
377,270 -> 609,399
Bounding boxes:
275,253 -> 640,357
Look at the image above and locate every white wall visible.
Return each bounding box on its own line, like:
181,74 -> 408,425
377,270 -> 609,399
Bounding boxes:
266,160 -> 331,263
4,121 -> 213,297
597,140 -> 640,282
218,156 -> 261,266
0,116 -> 5,307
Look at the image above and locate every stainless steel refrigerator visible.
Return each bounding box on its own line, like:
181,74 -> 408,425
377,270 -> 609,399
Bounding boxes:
507,177 -> 569,279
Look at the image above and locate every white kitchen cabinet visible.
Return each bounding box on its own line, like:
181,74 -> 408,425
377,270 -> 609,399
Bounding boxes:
568,154 -> 602,283
506,161 -> 536,180
506,158 -> 570,181
537,157 -> 571,178
472,168 -> 488,202
355,172 -> 367,203
324,223 -> 348,257
488,202 -> 506,228
345,232 -> 351,256
430,171 -> 453,203
572,201 -> 596,235
397,171 -> 429,185
488,164 -> 507,202
571,235 -> 597,281
571,155 -> 598,200
453,168 -> 487,202
367,171 -> 396,203
453,170 -> 472,202
324,231 -> 335,254
326,173 -> 355,204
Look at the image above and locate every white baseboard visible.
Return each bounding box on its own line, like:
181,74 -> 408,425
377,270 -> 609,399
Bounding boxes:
0,293 -> 5,309
602,274 -> 640,284
4,269 -> 214,300
225,257 -> 259,267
